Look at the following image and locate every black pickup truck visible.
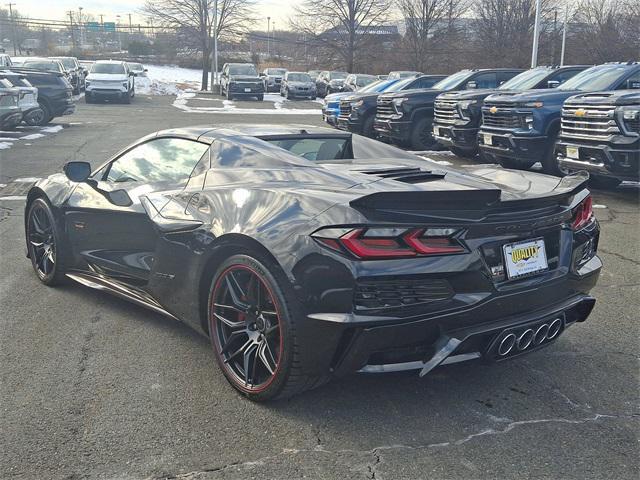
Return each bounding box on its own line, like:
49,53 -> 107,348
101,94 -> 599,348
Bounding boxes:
433,66 -> 587,158
337,75 -> 445,138
557,90 -> 639,188
8,67 -> 75,125
478,62 -> 640,174
374,69 -> 522,150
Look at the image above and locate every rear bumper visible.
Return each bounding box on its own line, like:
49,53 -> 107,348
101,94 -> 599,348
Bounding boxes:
478,129 -> 548,162
373,118 -> 411,142
434,124 -> 479,150
557,138 -> 640,182
296,254 -> 601,378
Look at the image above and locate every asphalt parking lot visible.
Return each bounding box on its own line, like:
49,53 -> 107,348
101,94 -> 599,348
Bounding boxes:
0,93 -> 638,480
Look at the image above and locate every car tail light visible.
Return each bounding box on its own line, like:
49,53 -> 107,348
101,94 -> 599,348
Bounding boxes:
571,195 -> 593,231
312,227 -> 465,259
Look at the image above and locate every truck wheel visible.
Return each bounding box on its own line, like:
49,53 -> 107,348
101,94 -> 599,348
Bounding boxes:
497,157 -> 534,170
36,101 -> 53,125
361,115 -> 376,138
410,117 -> 438,151
257,95 -> 264,101
123,91 -> 131,104
541,130 -> 562,176
450,146 -> 478,158
588,175 -> 622,190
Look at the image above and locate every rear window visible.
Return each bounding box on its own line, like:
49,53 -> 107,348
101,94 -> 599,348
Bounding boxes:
23,61 -> 61,72
54,58 -> 76,69
91,63 -> 126,74
229,65 -> 258,76
287,73 -> 311,82
265,137 -> 349,161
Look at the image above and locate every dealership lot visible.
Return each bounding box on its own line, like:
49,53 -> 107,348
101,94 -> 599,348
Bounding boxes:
0,94 -> 638,479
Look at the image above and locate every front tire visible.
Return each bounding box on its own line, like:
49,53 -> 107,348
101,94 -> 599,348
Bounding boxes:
541,130 -> 561,175
26,198 -> 68,286
450,146 -> 477,158
410,117 -> 438,151
36,101 -> 53,125
208,254 -> 322,401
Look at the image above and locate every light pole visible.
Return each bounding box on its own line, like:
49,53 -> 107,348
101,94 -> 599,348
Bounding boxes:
6,3 -> 17,55
78,7 -> 84,47
560,3 -> 569,66
116,14 -> 122,51
267,17 -> 270,58
210,0 -> 219,91
530,0 -> 542,68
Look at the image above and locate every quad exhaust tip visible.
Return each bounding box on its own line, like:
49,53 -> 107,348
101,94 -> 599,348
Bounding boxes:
496,318 -> 563,357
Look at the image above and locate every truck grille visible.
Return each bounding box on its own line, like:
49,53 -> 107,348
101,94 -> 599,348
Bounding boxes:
434,99 -> 458,124
482,107 -> 525,129
355,278 -> 454,312
561,104 -> 620,140
337,100 -> 352,122
376,97 -> 396,119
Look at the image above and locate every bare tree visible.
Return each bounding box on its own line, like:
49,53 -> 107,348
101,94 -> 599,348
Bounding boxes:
569,0 -> 639,64
290,0 -> 390,72
399,0 -> 469,71
142,0 -> 255,89
473,0 -> 558,68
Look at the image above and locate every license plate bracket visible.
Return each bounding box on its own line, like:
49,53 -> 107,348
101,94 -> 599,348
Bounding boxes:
503,238 -> 548,279
244,88 -> 251,92
483,133 -> 492,146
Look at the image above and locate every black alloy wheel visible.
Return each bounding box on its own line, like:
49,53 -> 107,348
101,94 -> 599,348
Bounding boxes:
26,198 -> 66,285
411,117 -> 439,150
209,256 -> 286,399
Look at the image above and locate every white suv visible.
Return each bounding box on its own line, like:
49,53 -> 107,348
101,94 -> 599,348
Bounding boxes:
85,60 -> 134,104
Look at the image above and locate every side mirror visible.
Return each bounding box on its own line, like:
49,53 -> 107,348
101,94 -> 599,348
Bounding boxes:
129,71 -> 135,76
547,80 -> 560,88
627,79 -> 640,89
466,81 -> 477,89
63,161 -> 91,183
143,68 -> 148,72
259,73 -> 266,77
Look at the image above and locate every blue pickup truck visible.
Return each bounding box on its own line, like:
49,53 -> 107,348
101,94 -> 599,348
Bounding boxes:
478,62 -> 640,175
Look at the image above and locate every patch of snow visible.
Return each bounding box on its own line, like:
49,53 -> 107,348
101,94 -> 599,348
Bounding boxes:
20,133 -> 45,140
173,91 -> 322,115
15,177 -> 41,182
135,64 -> 203,96
0,195 -> 27,200
0,142 -> 12,149
41,125 -> 64,133
593,204 -> 607,209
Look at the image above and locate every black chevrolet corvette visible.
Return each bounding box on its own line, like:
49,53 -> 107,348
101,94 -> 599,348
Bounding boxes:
24,125 -> 601,401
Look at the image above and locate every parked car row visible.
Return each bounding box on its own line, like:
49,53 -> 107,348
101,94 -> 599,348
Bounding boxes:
323,62 -> 639,186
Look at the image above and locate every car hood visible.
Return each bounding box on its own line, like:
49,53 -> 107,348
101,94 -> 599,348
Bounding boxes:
486,89 -> 579,104
438,88 -> 499,101
341,92 -> 381,102
565,90 -> 640,107
87,73 -> 128,81
381,87 -> 443,99
230,75 -> 262,82
325,92 -> 353,103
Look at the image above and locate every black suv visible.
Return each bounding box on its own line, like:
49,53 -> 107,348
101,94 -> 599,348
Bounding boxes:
557,89 -> 639,188
316,71 -> 349,97
220,63 -> 264,101
374,69 -> 522,150
51,56 -> 85,95
433,66 -> 587,158
337,75 -> 446,138
9,67 -> 75,124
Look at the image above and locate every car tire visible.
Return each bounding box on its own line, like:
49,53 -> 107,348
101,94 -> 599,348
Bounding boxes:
26,198 -> 69,286
497,157 -> 534,170
24,108 -> 46,126
541,129 -> 562,175
410,117 -> 439,151
361,114 -> 376,138
208,253 -> 328,401
588,175 -> 622,190
450,146 -> 478,158
36,101 -> 53,125
123,91 -> 131,104
285,89 -> 291,100
85,94 -> 92,104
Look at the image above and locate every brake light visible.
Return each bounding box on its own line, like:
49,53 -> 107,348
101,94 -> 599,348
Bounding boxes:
572,195 -> 593,231
312,227 -> 465,259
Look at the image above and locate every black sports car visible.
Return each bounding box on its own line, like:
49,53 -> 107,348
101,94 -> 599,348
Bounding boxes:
24,125 -> 602,401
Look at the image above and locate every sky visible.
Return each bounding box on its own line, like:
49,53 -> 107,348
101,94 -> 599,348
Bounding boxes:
12,0 -> 295,30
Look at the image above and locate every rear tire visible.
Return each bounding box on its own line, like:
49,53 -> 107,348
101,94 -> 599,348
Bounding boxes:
257,94 -> 264,101
37,101 -> 53,125
361,114 -> 376,138
208,253 -> 327,401
588,175 -> 622,190
410,117 -> 438,151
122,91 -> 131,104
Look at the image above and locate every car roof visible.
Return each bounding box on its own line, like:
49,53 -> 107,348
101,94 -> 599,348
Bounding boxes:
153,124 -> 349,143
94,60 -> 126,64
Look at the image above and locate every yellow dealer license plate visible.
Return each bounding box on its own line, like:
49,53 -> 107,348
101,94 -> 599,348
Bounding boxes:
483,133 -> 492,146
503,238 -> 548,279
433,125 -> 439,136
566,146 -> 579,159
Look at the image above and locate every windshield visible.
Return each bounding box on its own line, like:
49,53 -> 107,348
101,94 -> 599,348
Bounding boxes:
499,68 -> 553,90
267,68 -> 287,75
432,70 -> 472,91
91,63 -> 126,74
55,58 -> 76,69
559,65 -> 632,91
330,72 -> 348,80
229,65 -> 258,76
384,77 -> 418,92
0,79 -> 12,88
287,73 -> 311,82
357,76 -> 375,86
128,63 -> 144,71
23,60 -> 61,72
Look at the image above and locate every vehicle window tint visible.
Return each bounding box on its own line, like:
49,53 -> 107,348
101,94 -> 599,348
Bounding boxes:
618,72 -> 640,90
550,70 -> 579,85
471,72 -> 498,89
415,77 -> 440,88
106,138 -> 209,185
266,138 -> 348,161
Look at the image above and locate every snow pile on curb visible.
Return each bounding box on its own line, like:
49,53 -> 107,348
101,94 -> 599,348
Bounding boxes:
135,64 -> 203,95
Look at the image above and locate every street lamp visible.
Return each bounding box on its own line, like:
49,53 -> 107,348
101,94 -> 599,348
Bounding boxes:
116,14 -> 122,51
78,7 -> 84,47
267,17 -> 270,58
